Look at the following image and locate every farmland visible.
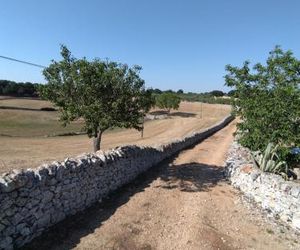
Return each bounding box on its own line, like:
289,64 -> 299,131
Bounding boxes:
0,98 -> 230,173
0,98 -> 83,137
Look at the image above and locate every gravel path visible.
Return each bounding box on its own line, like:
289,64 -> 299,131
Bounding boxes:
24,121 -> 300,250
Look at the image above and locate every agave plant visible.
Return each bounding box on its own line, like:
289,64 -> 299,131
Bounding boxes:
252,143 -> 288,178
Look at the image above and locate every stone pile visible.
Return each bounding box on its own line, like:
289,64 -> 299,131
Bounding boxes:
225,141 -> 300,232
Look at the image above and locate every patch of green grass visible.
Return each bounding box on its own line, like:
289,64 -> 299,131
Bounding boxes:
0,98 -> 79,137
266,229 -> 274,234
0,98 -> 133,137
0,109 -> 84,137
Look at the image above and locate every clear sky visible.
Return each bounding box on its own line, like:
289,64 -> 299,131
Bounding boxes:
1,0 -> 300,92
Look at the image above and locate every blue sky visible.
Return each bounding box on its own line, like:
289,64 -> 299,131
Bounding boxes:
1,0 -> 300,92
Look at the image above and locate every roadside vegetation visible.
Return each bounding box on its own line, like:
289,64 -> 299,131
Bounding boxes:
225,46 -> 300,178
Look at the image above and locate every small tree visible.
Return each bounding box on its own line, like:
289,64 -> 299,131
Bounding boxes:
225,46 -> 300,151
155,92 -> 180,113
227,90 -> 236,97
210,90 -> 224,97
40,46 -> 153,152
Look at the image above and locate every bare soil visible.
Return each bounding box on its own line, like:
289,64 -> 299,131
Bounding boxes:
23,121 -> 300,250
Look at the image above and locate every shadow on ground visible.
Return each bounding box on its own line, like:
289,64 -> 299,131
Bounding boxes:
0,106 -> 57,112
158,162 -> 225,192
22,149 -> 224,250
169,112 -> 197,118
149,110 -> 196,118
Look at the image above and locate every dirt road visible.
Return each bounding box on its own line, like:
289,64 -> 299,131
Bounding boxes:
24,121 -> 299,250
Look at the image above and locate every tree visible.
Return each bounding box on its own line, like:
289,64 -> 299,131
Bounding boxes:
155,92 -> 181,113
227,89 -> 236,97
40,45 -> 153,152
0,80 -> 41,97
225,46 -> 300,151
165,89 -> 174,93
210,90 -> 224,97
177,89 -> 184,94
152,88 -> 162,94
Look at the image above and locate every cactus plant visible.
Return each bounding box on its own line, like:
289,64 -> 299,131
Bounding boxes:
252,143 -> 288,178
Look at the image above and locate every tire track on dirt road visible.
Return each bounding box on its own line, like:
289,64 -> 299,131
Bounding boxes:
24,120 -> 300,250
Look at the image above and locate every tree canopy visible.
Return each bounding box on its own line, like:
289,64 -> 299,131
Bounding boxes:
225,46 -> 300,152
0,80 -> 40,97
155,92 -> 181,113
40,45 -> 153,152
209,90 -> 224,97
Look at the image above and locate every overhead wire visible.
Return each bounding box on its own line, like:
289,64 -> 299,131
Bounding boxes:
0,55 -> 46,68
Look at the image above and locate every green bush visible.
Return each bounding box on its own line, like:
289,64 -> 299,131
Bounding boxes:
177,93 -> 231,105
225,46 -> 300,155
155,92 -> 180,112
0,80 -> 40,97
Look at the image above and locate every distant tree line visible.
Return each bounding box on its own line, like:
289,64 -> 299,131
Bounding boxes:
0,80 -> 41,97
0,79 -> 232,105
149,88 -> 232,105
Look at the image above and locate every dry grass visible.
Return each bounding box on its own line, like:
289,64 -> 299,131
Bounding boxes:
0,109 -> 84,136
0,97 -> 54,109
0,101 -> 231,173
0,98 -> 83,136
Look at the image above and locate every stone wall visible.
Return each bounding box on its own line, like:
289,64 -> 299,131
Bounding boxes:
225,142 -> 300,232
0,116 -> 233,249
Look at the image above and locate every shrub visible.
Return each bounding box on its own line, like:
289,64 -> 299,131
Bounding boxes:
155,92 -> 180,113
225,46 -> 300,152
252,143 -> 289,178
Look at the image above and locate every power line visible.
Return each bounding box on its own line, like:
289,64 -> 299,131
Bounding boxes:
0,55 -> 46,68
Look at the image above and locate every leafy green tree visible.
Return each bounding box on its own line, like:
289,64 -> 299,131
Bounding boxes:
152,88 -> 162,94
227,90 -> 236,97
225,46 -> 300,151
0,80 -> 40,97
40,45 -> 153,152
210,90 -> 224,97
155,92 -> 181,113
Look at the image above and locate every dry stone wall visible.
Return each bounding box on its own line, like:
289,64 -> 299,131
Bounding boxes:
0,116 -> 233,249
225,142 -> 300,232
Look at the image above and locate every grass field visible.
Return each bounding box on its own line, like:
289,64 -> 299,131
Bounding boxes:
0,97 -> 54,109
0,98 -> 231,173
0,98 -> 83,136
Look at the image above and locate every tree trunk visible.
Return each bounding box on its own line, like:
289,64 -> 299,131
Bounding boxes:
93,131 -> 103,152
141,117 -> 144,138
